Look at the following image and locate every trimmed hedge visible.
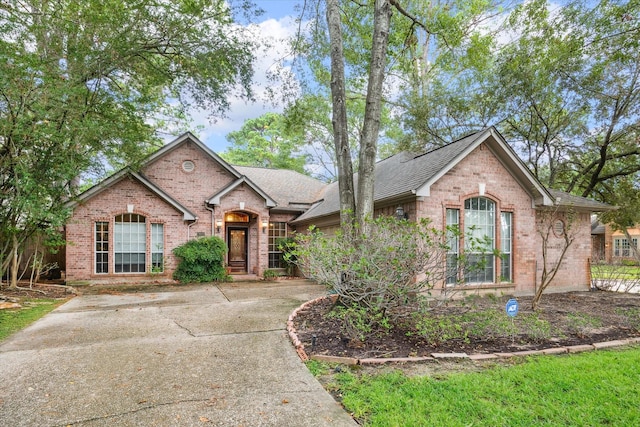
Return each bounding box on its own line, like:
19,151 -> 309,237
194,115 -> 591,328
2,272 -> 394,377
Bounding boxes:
172,236 -> 228,283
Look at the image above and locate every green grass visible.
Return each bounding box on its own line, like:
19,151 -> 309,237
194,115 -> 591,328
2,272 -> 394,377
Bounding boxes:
334,347 -> 640,426
591,264 -> 640,279
0,298 -> 64,342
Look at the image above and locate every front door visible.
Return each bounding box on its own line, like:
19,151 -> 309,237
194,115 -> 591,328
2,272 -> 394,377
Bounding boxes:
228,228 -> 247,273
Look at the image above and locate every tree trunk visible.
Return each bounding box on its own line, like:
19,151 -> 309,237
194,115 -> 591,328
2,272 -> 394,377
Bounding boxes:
10,235 -> 19,289
356,0 -> 392,234
326,0 -> 356,226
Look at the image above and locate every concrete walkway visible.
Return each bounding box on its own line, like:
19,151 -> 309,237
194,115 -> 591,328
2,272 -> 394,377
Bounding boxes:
0,280 -> 356,426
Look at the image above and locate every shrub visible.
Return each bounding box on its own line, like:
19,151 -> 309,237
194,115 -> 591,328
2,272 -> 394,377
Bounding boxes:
172,236 -> 228,283
462,309 -> 519,340
276,237 -> 297,276
566,312 -> 603,338
519,313 -> 553,342
328,303 -> 391,342
616,307 -> 640,331
263,269 -> 279,281
289,216 -> 490,315
412,313 -> 467,346
591,260 -> 640,292
287,216 -> 494,342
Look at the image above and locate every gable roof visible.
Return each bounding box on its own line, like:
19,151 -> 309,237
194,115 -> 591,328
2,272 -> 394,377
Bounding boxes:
207,175 -> 277,208
65,169 -> 197,221
293,127 -> 554,223
145,132 -> 241,179
233,166 -> 327,212
67,132 -> 282,216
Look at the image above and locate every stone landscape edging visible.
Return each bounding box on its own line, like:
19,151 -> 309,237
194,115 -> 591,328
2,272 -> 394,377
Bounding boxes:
287,296 -> 640,366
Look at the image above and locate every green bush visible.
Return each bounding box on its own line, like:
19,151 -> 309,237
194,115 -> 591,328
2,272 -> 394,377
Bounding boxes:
328,304 -> 391,342
566,312 -> 603,338
519,313 -> 553,342
172,236 -> 228,283
462,309 -> 519,340
412,313 -> 467,345
263,269 -> 279,280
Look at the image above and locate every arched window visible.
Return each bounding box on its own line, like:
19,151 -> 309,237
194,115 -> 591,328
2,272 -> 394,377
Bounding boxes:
114,213 -> 146,273
464,197 -> 495,283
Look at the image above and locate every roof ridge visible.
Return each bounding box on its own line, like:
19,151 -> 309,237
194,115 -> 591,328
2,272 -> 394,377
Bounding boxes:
410,128 -> 490,161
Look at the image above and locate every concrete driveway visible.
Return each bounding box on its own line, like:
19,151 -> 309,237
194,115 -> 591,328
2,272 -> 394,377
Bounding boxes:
0,280 -> 355,426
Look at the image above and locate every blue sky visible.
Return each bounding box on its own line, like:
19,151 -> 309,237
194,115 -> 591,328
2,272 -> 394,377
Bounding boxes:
184,0 -> 303,153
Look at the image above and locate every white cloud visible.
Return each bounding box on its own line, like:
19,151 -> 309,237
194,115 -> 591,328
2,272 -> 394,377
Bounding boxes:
184,15 -> 305,153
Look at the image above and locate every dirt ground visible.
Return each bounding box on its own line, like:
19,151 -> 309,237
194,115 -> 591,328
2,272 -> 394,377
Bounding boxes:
293,291 -> 640,359
0,281 -> 74,301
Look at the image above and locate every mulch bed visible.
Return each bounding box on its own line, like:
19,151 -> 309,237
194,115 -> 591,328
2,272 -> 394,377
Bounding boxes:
293,291 -> 640,359
0,281 -> 74,301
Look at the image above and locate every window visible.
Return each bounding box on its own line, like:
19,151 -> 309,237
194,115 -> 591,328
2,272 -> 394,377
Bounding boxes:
151,223 -> 164,272
446,209 -> 459,285
114,214 -> 146,273
95,222 -> 109,274
268,222 -> 287,268
501,212 -> 512,282
464,197 -> 495,283
614,238 -> 638,257
225,212 -> 249,222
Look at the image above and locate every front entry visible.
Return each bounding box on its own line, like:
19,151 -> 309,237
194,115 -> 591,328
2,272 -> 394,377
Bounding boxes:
227,228 -> 248,273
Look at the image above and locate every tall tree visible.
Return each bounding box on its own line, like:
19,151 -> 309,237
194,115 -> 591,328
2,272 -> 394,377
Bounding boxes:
321,0 -> 498,228
221,112 -> 309,173
492,0 -> 640,197
393,0 -> 503,151
0,0 -> 257,286
326,0 -> 357,225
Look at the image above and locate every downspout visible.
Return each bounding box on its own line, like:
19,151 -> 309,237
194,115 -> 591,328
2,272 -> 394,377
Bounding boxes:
187,217 -> 198,240
205,203 -> 215,236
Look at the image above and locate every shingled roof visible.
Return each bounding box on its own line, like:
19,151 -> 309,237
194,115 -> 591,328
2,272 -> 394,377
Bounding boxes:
234,165 -> 327,212
293,127 -> 555,223
547,189 -> 615,212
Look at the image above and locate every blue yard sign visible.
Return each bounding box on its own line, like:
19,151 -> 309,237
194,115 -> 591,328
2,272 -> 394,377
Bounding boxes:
505,298 -> 519,317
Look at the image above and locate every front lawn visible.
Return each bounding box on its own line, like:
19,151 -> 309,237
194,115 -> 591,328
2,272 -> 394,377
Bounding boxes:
0,298 -> 65,341
591,264 -> 640,280
320,347 -> 640,426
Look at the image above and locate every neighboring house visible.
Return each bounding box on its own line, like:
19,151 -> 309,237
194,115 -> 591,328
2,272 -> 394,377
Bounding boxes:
65,127 -> 612,295
591,218 -> 640,263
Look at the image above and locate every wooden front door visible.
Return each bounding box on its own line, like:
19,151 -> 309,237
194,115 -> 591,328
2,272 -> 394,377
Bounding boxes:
228,228 -> 247,273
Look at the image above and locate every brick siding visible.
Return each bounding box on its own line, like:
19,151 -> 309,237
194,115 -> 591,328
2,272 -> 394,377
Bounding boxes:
66,142 -> 274,282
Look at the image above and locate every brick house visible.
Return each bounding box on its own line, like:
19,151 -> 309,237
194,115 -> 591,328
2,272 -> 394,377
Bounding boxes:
591,219 -> 640,263
65,128 -> 611,294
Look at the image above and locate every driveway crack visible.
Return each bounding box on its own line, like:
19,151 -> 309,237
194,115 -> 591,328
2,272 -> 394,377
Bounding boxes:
54,398 -> 214,426
157,306 -> 196,337
173,319 -> 196,337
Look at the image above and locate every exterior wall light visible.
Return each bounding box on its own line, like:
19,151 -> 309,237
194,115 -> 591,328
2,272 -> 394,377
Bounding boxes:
262,219 -> 268,234
396,206 -> 409,220
216,219 -> 223,233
